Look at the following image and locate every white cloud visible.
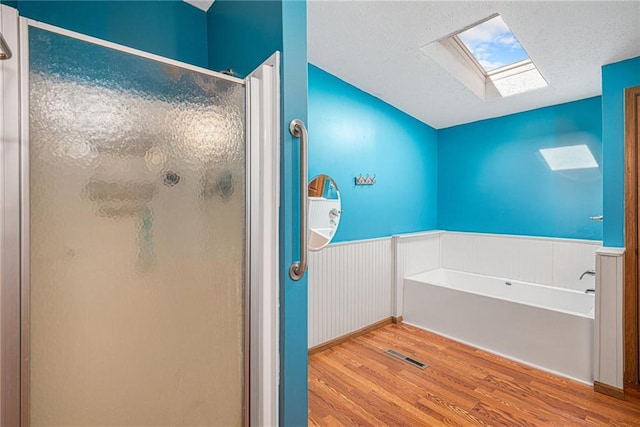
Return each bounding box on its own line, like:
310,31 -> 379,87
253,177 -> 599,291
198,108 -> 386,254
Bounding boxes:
458,15 -> 527,71
458,16 -> 511,46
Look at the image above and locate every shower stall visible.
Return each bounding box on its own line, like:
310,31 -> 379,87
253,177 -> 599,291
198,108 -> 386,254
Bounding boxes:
0,7 -> 280,426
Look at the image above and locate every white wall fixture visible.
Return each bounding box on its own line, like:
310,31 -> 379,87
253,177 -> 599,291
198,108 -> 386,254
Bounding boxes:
354,174 -> 376,186
593,247 -> 625,395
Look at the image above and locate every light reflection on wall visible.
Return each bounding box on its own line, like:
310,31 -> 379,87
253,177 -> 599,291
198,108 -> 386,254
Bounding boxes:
438,97 -> 603,240
539,144 -> 599,171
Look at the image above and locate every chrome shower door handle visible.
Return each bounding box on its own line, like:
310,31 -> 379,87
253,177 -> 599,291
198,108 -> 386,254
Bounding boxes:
589,215 -> 604,221
289,119 -> 308,281
0,31 -> 12,60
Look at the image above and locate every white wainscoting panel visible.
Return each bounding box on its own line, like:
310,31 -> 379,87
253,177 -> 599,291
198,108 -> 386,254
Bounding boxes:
309,231 -> 602,348
594,247 -> 625,391
441,232 -> 554,285
392,232 -> 442,316
552,241 -> 600,291
308,238 -> 392,348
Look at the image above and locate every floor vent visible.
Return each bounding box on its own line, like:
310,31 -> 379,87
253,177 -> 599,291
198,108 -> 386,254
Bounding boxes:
385,349 -> 429,370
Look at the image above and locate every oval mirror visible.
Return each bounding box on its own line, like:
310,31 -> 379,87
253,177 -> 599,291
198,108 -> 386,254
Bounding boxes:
308,174 -> 341,251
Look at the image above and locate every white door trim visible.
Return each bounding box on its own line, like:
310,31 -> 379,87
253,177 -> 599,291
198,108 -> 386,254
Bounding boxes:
247,52 -> 281,427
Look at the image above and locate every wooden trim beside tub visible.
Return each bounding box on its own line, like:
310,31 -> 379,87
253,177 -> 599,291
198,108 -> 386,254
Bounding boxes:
308,317 -> 393,355
624,85 -> 640,385
594,381 -> 625,400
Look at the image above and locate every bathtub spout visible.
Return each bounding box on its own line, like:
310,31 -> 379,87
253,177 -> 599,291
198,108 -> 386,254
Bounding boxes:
585,289 -> 595,294
579,270 -> 595,280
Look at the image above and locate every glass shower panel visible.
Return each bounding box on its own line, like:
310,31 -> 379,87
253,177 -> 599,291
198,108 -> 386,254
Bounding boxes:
28,27 -> 246,426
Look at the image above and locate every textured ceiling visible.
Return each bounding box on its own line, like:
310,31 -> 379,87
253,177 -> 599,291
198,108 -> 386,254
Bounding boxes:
308,1 -> 640,129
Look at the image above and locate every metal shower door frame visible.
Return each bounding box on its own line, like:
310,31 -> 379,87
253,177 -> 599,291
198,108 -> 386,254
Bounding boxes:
0,5 -> 21,427
0,10 -> 281,426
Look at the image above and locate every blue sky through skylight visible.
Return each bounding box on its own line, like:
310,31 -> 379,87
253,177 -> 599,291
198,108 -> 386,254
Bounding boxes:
458,15 -> 529,72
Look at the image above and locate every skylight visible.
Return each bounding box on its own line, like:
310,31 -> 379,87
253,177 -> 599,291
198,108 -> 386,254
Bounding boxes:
539,145 -> 599,171
421,13 -> 548,98
457,15 -> 528,73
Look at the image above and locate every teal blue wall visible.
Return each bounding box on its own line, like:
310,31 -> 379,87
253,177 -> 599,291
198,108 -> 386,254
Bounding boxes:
13,1 -> 208,67
279,2 -> 308,425
280,1 -> 308,426
308,64 -> 438,241
602,56 -> 640,247
308,66 -> 605,243
438,97 -> 603,240
208,2 -> 308,425
207,0 -> 282,77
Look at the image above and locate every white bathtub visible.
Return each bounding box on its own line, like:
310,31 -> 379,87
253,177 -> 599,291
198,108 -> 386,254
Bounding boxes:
404,268 -> 594,384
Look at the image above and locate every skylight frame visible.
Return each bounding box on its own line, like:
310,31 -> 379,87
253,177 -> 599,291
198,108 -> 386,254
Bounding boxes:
445,14 -> 547,98
448,33 -> 539,83
421,13 -> 548,100
449,35 -> 489,79
485,59 -> 532,77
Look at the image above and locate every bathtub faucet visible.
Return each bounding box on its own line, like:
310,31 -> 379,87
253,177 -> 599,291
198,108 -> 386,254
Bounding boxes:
579,270 -> 595,280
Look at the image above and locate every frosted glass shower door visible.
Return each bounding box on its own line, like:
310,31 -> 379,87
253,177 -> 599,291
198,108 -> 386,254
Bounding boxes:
26,25 -> 247,426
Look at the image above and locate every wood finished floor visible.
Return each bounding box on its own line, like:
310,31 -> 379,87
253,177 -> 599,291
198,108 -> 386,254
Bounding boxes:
308,324 -> 640,426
